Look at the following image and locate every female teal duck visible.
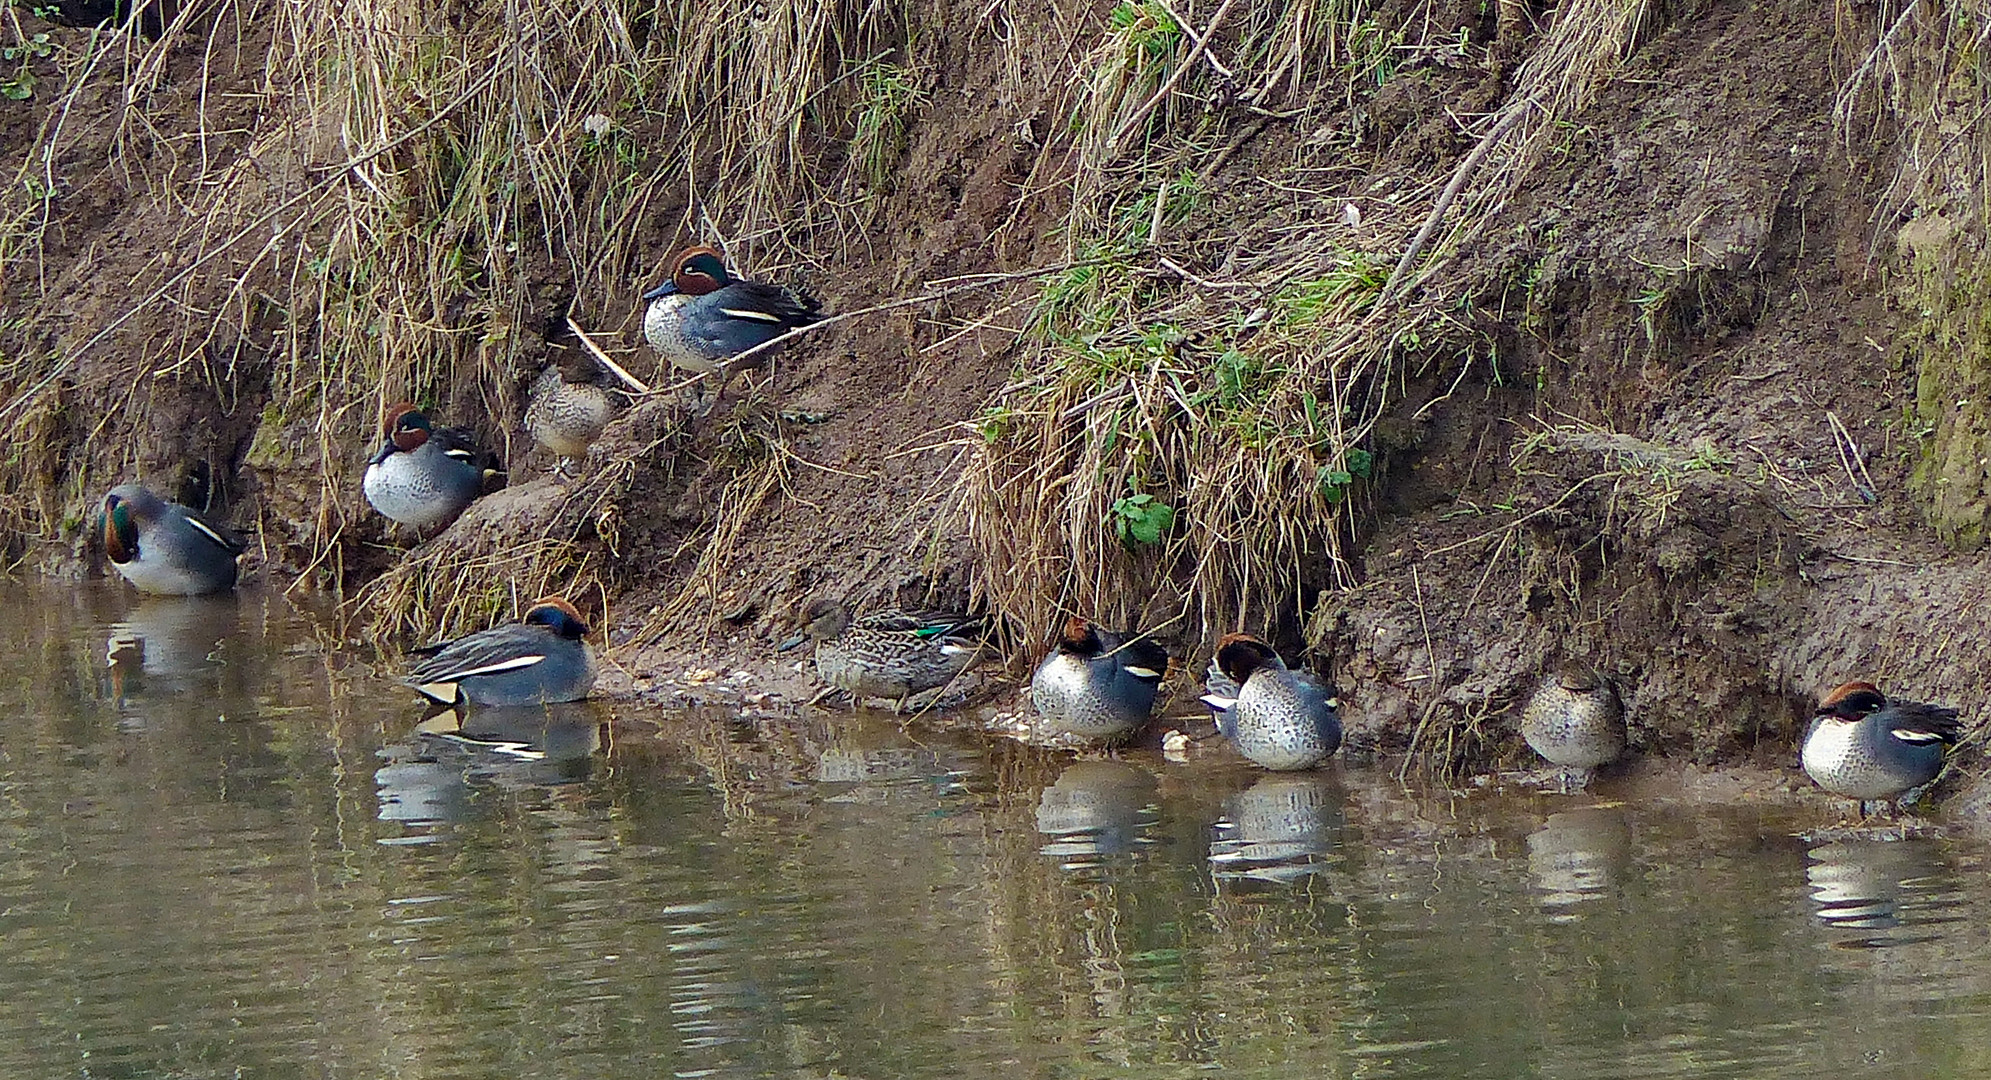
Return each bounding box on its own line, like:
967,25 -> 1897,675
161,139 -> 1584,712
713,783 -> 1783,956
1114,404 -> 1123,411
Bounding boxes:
99,483 -> 243,595
1802,681 -> 1960,816
778,598 -> 984,710
1030,616 -> 1169,741
406,597 -> 598,707
1520,660 -> 1626,790
642,246 -> 823,376
363,402 -> 495,530
525,357 -> 622,473
1200,633 -> 1342,771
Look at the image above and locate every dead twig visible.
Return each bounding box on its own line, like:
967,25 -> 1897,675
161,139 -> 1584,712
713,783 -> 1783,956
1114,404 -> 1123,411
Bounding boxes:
1156,256 -> 1251,290
567,319 -> 652,394
1150,0 -> 1236,81
1105,0 -> 1241,156
1378,98 -> 1538,308
1825,410 -> 1878,504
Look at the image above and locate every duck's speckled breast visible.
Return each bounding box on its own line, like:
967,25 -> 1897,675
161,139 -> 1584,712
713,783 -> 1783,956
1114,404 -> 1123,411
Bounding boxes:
643,295 -> 721,373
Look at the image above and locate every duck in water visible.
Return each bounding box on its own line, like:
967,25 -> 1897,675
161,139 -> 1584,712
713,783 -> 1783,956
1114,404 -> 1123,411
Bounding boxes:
1029,616 -> 1169,742
1801,681 -> 1960,818
1201,633 -> 1342,771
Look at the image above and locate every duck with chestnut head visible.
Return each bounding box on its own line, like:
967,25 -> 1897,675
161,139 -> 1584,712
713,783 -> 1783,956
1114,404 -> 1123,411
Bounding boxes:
405,597 -> 599,707
642,246 -> 823,379
362,402 -> 498,530
97,483 -> 243,595
1200,633 -> 1341,771
1802,681 -> 1961,817
1030,616 -> 1170,742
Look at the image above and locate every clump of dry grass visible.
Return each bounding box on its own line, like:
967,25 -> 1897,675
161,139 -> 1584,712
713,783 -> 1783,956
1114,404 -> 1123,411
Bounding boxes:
1833,0 -> 1991,547
636,392 -> 794,643
962,0 -> 1671,657
0,0 -> 929,632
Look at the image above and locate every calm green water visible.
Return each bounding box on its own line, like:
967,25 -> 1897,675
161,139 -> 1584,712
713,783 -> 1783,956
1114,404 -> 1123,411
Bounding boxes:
4,581 -> 1991,1079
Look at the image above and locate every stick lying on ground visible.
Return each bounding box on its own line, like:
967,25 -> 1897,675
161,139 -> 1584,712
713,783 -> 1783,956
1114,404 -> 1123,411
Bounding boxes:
566,319 -> 652,394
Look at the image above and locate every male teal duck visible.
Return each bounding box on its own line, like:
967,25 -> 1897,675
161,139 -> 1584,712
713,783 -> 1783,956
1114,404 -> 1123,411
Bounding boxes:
642,246 -> 823,376
1200,633 -> 1342,771
1520,660 -> 1626,791
778,598 -> 984,710
1802,681 -> 1960,817
98,483 -> 243,595
1029,616 -> 1169,741
406,597 -> 599,707
363,402 -> 496,530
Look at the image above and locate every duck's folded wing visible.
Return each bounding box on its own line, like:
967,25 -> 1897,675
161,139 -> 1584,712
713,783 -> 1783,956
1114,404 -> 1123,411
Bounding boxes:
405,626 -> 548,702
725,281 -> 822,325
858,609 -> 986,641
1891,702 -> 1963,742
1118,636 -> 1170,680
182,507 -> 247,556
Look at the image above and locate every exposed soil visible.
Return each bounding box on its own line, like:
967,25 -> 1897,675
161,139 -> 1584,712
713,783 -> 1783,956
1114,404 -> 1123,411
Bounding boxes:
6,0 -> 1991,811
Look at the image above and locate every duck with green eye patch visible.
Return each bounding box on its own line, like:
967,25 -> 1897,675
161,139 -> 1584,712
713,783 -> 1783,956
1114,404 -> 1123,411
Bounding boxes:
97,483 -> 243,596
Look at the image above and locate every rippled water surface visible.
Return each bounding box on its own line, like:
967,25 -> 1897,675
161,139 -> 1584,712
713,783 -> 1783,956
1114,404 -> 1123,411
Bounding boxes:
6,581 -> 1991,1078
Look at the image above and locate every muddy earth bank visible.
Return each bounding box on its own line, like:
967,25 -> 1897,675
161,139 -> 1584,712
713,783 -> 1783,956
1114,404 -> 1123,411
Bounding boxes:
3,0 -> 1989,812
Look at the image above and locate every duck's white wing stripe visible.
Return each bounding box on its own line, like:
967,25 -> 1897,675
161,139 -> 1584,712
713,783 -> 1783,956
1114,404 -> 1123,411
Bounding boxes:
415,680 -> 461,704
441,654 -> 547,681
720,307 -> 784,324
184,516 -> 232,549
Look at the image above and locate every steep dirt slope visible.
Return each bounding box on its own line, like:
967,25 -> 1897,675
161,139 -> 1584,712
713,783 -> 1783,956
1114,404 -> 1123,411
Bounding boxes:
2,0 -> 1988,795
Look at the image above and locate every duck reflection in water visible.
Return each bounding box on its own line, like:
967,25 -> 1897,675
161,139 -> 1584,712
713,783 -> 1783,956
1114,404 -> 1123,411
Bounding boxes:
1208,772 -> 1345,887
375,703 -> 607,824
1034,760 -> 1160,867
1806,837 -> 1957,947
1525,805 -> 1632,919
104,593 -> 245,706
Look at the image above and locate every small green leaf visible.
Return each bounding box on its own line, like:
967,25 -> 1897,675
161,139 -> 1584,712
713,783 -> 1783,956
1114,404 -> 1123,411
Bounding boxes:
1317,466 -> 1354,504
1130,502 -> 1173,544
1110,491 -> 1175,549
1347,447 -> 1375,478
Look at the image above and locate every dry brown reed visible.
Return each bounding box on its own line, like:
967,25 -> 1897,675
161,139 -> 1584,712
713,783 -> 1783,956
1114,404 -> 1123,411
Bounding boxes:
1832,0 -> 1991,545
962,0 -> 1663,658
0,0 -> 928,634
